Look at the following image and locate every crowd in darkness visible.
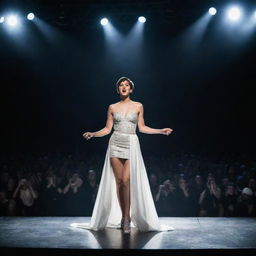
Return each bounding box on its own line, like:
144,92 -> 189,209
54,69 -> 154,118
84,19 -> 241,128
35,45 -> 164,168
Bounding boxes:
0,151 -> 255,218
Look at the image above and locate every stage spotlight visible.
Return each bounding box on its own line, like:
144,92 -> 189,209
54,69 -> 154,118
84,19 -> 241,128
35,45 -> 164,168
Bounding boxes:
0,16 -> 4,23
100,18 -> 108,26
27,13 -> 35,20
209,7 -> 217,16
138,16 -> 146,23
7,15 -> 18,26
227,6 -> 242,21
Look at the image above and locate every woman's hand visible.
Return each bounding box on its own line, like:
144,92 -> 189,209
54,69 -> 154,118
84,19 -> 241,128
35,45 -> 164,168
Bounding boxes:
161,128 -> 173,136
83,132 -> 94,140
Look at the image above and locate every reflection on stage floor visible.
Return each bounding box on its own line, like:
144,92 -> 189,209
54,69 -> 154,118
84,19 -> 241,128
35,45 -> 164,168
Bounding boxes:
0,217 -> 256,255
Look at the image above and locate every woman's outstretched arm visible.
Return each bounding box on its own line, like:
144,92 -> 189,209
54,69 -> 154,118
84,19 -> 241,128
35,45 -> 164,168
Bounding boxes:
137,103 -> 173,135
83,105 -> 114,140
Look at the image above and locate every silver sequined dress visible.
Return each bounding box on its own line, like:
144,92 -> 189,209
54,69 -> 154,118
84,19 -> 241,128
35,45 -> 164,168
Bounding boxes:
109,111 -> 138,159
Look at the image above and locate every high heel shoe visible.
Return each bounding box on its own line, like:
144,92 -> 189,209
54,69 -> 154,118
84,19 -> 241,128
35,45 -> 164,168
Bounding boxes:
120,217 -> 124,229
123,217 -> 131,234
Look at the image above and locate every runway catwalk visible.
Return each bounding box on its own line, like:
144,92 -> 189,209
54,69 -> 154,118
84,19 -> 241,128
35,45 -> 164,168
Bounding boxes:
0,217 -> 256,255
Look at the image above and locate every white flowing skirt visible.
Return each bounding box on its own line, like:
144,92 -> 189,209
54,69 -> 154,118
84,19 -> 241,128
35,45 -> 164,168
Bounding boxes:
71,134 -> 174,232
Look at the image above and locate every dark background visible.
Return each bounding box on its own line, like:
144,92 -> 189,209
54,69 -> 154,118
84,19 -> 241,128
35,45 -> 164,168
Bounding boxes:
0,0 -> 255,158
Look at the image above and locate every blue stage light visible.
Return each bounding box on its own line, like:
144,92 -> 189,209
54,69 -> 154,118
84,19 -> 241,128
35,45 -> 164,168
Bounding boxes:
27,13 -> 35,20
138,16 -> 146,23
209,7 -> 217,16
227,6 -> 242,21
7,15 -> 18,26
100,18 -> 108,26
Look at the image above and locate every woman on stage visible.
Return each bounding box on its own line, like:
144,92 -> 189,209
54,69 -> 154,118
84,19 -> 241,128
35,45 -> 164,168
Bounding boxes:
78,77 -> 174,234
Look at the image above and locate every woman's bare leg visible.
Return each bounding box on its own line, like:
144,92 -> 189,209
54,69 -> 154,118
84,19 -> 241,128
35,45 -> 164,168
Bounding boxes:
122,159 -> 130,219
110,157 -> 125,217
110,157 -> 131,220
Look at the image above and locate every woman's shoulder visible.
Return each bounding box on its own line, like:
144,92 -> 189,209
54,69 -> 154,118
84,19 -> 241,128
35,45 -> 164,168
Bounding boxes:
132,101 -> 143,108
107,103 -> 119,114
108,103 -> 118,109
108,103 -> 116,108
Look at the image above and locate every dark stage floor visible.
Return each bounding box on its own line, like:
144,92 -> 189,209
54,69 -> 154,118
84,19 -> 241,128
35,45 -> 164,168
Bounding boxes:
0,217 -> 255,256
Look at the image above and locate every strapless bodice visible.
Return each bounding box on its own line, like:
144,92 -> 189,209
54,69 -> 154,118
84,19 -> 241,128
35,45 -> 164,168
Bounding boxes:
113,112 -> 138,134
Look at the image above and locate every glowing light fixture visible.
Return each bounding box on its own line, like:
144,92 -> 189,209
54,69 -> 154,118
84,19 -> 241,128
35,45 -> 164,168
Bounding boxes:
27,13 -> 35,20
7,15 -> 18,26
100,18 -> 108,26
138,16 -> 146,23
227,6 -> 242,21
209,7 -> 217,16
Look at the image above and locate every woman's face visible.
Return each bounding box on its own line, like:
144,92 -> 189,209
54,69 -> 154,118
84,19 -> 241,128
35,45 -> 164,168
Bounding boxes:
118,80 -> 132,96
209,180 -> 216,189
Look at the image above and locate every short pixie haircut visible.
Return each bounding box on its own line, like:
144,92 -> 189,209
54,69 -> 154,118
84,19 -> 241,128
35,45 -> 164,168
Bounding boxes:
116,77 -> 134,92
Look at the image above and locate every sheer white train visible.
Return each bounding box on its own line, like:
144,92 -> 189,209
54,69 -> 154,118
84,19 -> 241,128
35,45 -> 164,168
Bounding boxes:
71,134 -> 174,232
